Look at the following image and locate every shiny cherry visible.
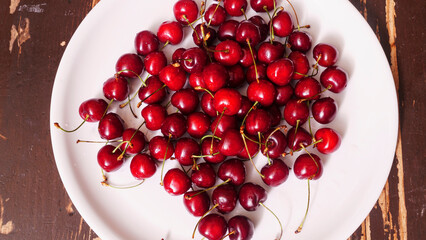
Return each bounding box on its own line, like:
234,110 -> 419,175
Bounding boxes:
214,40 -> 243,66
246,79 -> 276,106
312,97 -> 337,124
115,53 -> 144,78
212,184 -> 238,214
149,136 -> 174,161
238,182 -> 267,211
163,168 -> 191,195
288,51 -> 310,80
120,128 -> 146,154
201,137 -> 226,164
130,153 -> 157,179
204,4 -> 227,26
261,158 -> 289,186
218,20 -> 239,41
237,134 -> 260,159
228,215 -> 255,240
138,76 -> 166,104
159,64 -> 187,91
191,162 -> 216,188
320,66 -> 348,93
315,128 -> 341,154
98,113 -> 124,140
236,20 -> 262,46
183,190 -> 211,217
283,99 -> 309,127
250,0 -> 276,12
141,104 -> 166,131
193,23 -> 217,47
214,88 -> 242,116
210,115 -> 238,138
293,153 -> 323,180
261,128 -> 287,158
134,30 -> 159,56
288,31 -> 312,53
224,0 -> 247,16
294,77 -> 321,100
157,21 -> 183,45
78,98 -> 108,122
275,85 -> 294,106
271,10 -> 294,37
201,92 -> 217,117
227,64 -> 245,88
287,126 -> 312,151
189,72 -> 206,90
245,108 -> 272,135
257,41 -> 285,64
161,113 -> 187,139
313,43 -> 339,67
171,88 -> 199,115
97,145 -> 124,172
103,75 -> 129,102
266,58 -> 294,86
182,47 -> 208,73
219,129 -> 245,156
173,0 -> 199,25
203,63 -> 229,92
144,51 -> 167,76
187,112 -> 211,138
246,63 -> 266,83
218,158 -> 246,185
198,214 -> 227,240
175,137 -> 200,166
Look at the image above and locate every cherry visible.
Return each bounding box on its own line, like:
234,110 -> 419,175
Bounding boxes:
275,85 -> 294,106
250,0 -> 276,12
313,43 -> 339,67
213,88 -> 242,116
187,112 -> 211,138
98,113 -> 124,140
103,75 -> 129,102
210,115 -> 238,138
249,15 -> 268,42
201,137 -> 226,164
315,128 -> 341,154
130,153 -> 157,179
219,129 -> 245,156
218,158 -> 246,185
163,168 -> 191,196
175,137 -> 200,166
173,0 -> 199,25
149,136 -> 174,161
203,63 -> 229,92
159,63 -> 187,91
320,66 -> 348,93
157,21 -> 183,45
237,134 -> 260,159
181,47 -> 208,73
134,30 -> 159,56
224,0 -> 247,16
197,214 -> 227,240
246,79 -> 276,107
171,88 -> 199,115
218,20 -> 239,41
287,126 -> 312,151
271,10 -> 294,37
193,23 -> 217,47
227,64 -> 245,88
138,76 -> 166,104
97,145 -> 124,172
172,47 -> 186,64
144,51 -> 167,76
245,108 -> 272,135
238,182 -> 267,211
239,46 -> 257,67
267,104 -> 282,127
257,41 -> 285,64
312,97 -> 337,124
141,104 -> 166,131
120,128 -> 146,154
201,92 -> 217,117
79,98 -> 108,122
236,96 -> 252,120
294,77 -> 322,100
261,158 -> 289,186
161,113 -> 187,139
246,63 -> 266,83
236,20 -> 262,46
266,58 -> 294,86
212,184 -> 238,214
191,162 -> 216,188
115,53 -> 144,78
283,99 -> 309,127
227,215 -> 254,240
288,51 -> 310,80
189,72 -> 206,90
214,40 -> 243,66
204,4 -> 227,26
261,128 -> 287,158
288,31 -> 312,53
294,153 -> 323,180
183,190 -> 211,217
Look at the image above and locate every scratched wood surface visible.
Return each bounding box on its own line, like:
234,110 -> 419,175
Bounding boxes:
0,0 -> 424,239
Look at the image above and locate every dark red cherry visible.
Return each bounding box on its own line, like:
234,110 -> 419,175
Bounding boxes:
214,40 -> 243,66
257,41 -> 285,64
313,43 -> 339,67
294,77 -> 321,100
236,96 -> 252,120
130,153 -> 157,179
103,76 -> 129,102
120,128 -> 146,154
173,0 -> 199,25
245,108 -> 271,135
283,99 -> 309,127
261,128 -> 287,158
320,66 -> 348,93
212,184 -> 238,214
182,47 -> 208,73
203,63 -> 229,92
193,23 -> 217,47
161,113 -> 187,139
134,30 -> 159,56
98,113 -> 124,140
144,51 -> 167,76
287,126 -> 312,151
204,4 -> 227,26
201,92 -> 217,117
189,72 -> 206,90
246,63 -> 266,83
293,153 -> 323,180
201,137 -> 226,164
141,104 -> 166,131
138,76 -> 166,104
187,112 -> 211,138
219,129 -> 244,156
97,145 -> 124,172
218,20 -> 239,41
183,190 -> 211,217
288,31 -> 312,53
175,137 -> 200,166
227,64 -> 245,88
236,20 -> 262,46
267,104 -> 282,127
214,88 -> 242,116
171,88 -> 199,115
163,168 -> 191,195
238,182 -> 267,211
315,128 -> 341,154
261,158 -> 289,186
271,10 -> 293,37
191,162 -> 216,188
78,98 -> 108,122
210,115 -> 238,138
288,51 -> 310,80
224,0 -> 248,16
239,46 -> 256,67
157,21 -> 183,45
237,134 -> 260,159
228,215 -> 255,240
218,158 -> 246,185
246,79 -> 276,107
275,85 -> 294,106
159,64 -> 187,91
149,136 -> 174,161
266,58 -> 294,86
250,0 -> 276,12
248,15 -> 268,42
115,53 -> 144,78
312,97 -> 337,124
172,47 -> 186,64
198,214 -> 227,240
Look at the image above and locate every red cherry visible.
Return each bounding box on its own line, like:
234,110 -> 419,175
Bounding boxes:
191,162 -> 216,188
257,41 -> 285,64
287,126 -> 312,151
275,85 -> 294,106
247,79 -> 276,106
224,0 -> 248,16
312,97 -> 337,124
249,15 -> 268,42
227,64 -> 245,88
250,0 -> 276,12
171,88 -> 200,115
120,128 -> 146,154
218,20 -> 239,41
193,23 -> 217,47
283,99 -> 309,127
201,92 -> 217,117
213,88 -> 242,116
183,190 -> 211,217
115,53 -> 144,78
78,98 -> 108,122
210,115 -> 238,138
236,96 -> 252,120
288,51 -> 310,80
315,128 -> 341,154
144,51 -> 167,76
236,20 -> 262,46
173,0 -> 199,25
161,113 -> 187,139
157,21 -> 183,45
261,158 -> 289,186
130,153 -> 157,179
182,47 -> 208,73
266,58 -> 294,86
203,63 -> 229,92
98,113 -> 124,140
214,40 -> 243,66
271,10 -> 294,37
163,168 -> 191,196
320,66 -> 348,93
288,31 -> 312,53
246,63 -> 266,83
237,134 -> 260,159
174,137 -> 200,166
228,215 -> 255,240
238,182 -> 267,211
201,137 -> 226,164
261,128 -> 287,158
134,30 -> 159,56
294,77 -> 322,100
198,214 -> 228,240
219,129 -> 245,156
103,75 -> 129,102
245,108 -> 272,135
149,136 -> 174,161
97,145 -> 124,172
204,4 -> 227,26
138,76 -> 166,104
141,104 -> 166,131
159,64 -> 187,91
187,112 -> 211,138
172,47 -> 186,64
313,43 -> 339,67
218,158 -> 246,185
293,153 -> 323,180
189,72 -> 206,90
240,46 -> 257,67
212,184 -> 238,214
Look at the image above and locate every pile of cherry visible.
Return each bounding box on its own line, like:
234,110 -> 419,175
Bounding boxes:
56,0 -> 347,239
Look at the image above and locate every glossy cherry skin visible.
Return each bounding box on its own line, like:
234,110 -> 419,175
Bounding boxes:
161,113 -> 187,139
120,128 -> 146,154
287,126 -> 312,151
283,99 -> 310,127
141,104 -> 166,131
266,58 -> 294,86
214,88 -> 242,116
271,10 -> 294,37
240,46 -> 256,67
250,0 -> 276,12
218,158 -> 246,185
228,215 -> 255,240
219,129 -> 245,156
198,214 -> 228,240
288,31 -> 312,53
157,21 -> 183,45
212,184 -> 238,214
191,162 -> 216,188
249,15 -> 268,42
238,182 -> 267,211
257,41 -> 285,64
98,113 -> 124,140
237,134 -> 260,159
149,136 -> 174,161
103,76 -> 129,102
236,20 -> 262,46
315,128 -> 341,154
267,104 -> 282,127
201,137 -> 227,164
293,153 -> 323,180
312,97 -> 337,124
193,23 -> 217,47
313,43 -> 339,67
163,168 -> 191,196
204,4 -> 227,26
182,47 -> 208,73
224,0 -> 247,16
172,47 -> 186,64
218,20 -> 239,41
134,30 -> 159,56
214,40 -> 243,66
201,92 -> 217,117
227,64 -> 245,88
78,98 -> 108,122
211,115 -> 238,138
187,112 -> 211,138
246,63 -> 266,83
174,137 -> 200,166
159,64 -> 187,91
245,108 -> 272,135
97,145 -> 124,172
275,85 -> 294,106
320,66 -> 348,93
130,153 -> 157,179
203,63 -> 229,92
144,51 -> 167,76
183,190 -> 211,217
261,128 -> 287,158
171,88 -> 199,115
246,79 -> 276,107
261,158 -> 289,186
294,77 -> 322,100
189,72 -> 206,90
288,51 -> 310,80
173,0 -> 199,25
138,76 -> 166,104
236,96 -> 252,120
115,53 -> 144,78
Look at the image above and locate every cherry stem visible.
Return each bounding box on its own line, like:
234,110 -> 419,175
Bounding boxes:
211,109 -> 226,154
220,231 -> 235,240
76,139 -> 120,144
137,84 -> 166,108
241,132 -> 265,179
127,94 -> 138,118
295,179 -> 310,234
286,0 -> 300,31
245,38 -> 259,83
241,101 -> 259,128
241,8 -> 247,20
160,133 -> 172,186
121,75 -> 150,108
259,202 -> 283,240
101,169 -> 145,189
160,40 -> 169,51
207,0 -> 222,27
116,69 -> 146,86
117,121 -> 146,159
194,86 -> 215,98
192,203 -> 219,239
54,115 -> 89,133
262,125 -> 287,155
299,144 -> 320,177
186,179 -> 231,200
191,152 -> 220,158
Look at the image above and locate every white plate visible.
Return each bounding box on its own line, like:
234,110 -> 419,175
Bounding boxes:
50,0 -> 398,239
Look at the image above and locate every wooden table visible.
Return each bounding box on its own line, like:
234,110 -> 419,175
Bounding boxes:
0,0 -> 423,239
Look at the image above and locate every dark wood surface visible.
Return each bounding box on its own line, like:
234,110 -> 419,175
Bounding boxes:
0,0 -> 424,239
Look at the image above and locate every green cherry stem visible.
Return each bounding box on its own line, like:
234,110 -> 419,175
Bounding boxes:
295,179 -> 310,234
54,115 -> 89,133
